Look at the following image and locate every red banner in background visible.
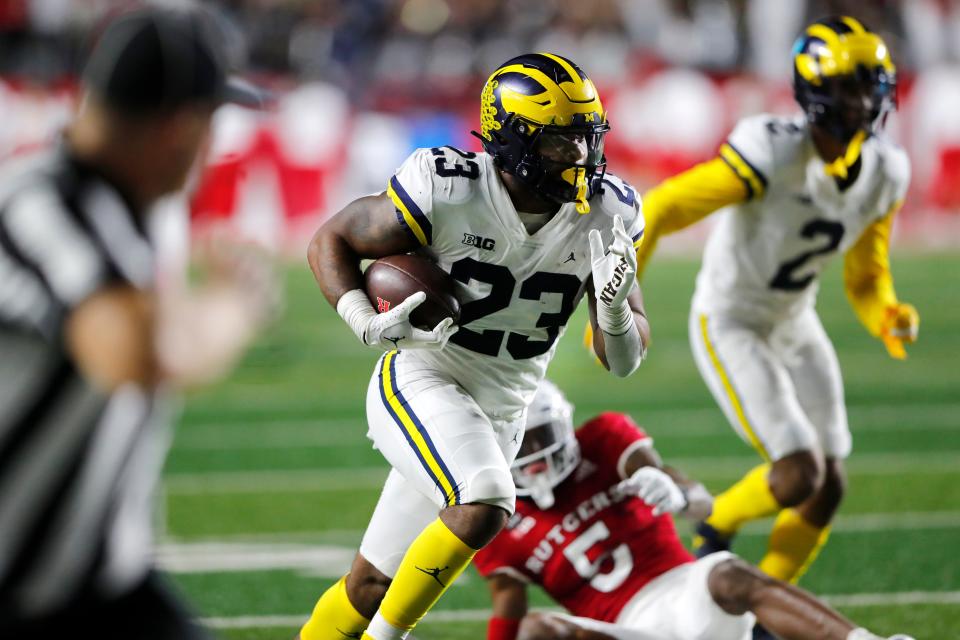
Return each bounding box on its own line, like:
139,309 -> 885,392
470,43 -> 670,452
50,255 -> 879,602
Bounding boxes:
2,71 -> 959,253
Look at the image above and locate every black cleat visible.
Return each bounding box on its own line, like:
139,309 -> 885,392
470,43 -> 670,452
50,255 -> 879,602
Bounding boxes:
752,623 -> 777,640
692,521 -> 733,558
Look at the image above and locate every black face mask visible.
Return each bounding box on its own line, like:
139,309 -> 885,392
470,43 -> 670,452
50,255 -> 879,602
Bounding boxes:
516,122 -> 609,213
476,115 -> 610,213
805,66 -> 896,142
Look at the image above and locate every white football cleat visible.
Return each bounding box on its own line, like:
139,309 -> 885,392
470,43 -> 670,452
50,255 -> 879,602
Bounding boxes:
887,635 -> 915,640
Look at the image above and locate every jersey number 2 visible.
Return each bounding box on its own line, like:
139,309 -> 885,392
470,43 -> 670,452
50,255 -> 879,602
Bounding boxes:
563,521 -> 633,593
769,219 -> 845,291
448,258 -> 581,359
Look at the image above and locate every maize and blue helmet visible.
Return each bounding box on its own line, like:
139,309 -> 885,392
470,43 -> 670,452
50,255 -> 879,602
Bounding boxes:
474,53 -> 609,214
793,16 -> 897,143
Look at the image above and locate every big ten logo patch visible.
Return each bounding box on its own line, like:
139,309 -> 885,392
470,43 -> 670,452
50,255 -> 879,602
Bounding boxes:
463,233 -> 496,251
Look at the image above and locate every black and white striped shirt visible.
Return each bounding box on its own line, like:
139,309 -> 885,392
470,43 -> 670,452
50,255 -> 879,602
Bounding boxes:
0,146 -> 168,621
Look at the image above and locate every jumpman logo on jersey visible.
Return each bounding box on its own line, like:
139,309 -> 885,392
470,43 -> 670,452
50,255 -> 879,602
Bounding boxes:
336,629 -> 363,639
416,565 -> 450,587
563,252 -> 576,263
511,430 -> 521,445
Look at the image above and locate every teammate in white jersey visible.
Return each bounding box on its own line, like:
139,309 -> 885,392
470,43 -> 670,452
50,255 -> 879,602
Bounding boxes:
633,15 -> 920,608
300,53 -> 649,640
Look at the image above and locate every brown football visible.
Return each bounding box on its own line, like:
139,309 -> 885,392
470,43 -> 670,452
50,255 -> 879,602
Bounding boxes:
364,254 -> 461,331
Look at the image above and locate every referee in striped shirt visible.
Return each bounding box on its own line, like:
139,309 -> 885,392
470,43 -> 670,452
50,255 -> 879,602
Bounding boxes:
0,7 -> 267,638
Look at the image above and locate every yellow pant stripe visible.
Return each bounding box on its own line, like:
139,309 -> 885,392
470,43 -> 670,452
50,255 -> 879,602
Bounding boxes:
380,351 -> 459,505
699,314 -> 770,460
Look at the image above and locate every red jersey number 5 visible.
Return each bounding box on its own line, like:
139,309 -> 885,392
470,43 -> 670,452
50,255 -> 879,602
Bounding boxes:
562,521 -> 634,593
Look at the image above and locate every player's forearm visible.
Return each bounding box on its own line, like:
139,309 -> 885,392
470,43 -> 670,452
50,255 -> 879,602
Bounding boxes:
594,308 -> 648,377
843,213 -> 898,337
590,287 -> 649,377
677,480 -> 713,521
308,225 -> 365,309
487,576 -> 527,640
845,271 -> 897,337
310,195 -> 423,309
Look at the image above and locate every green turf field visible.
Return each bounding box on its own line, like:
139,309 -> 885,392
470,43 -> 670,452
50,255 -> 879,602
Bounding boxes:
163,252 -> 960,639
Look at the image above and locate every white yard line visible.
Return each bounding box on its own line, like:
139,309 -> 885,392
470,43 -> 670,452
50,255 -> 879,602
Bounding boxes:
201,592 -> 960,628
162,452 -> 960,495
203,615 -> 306,629
173,420 -> 366,449
173,401 -> 960,449
163,468 -> 389,494
156,542 -> 354,574
740,510 -> 960,534
823,591 -> 960,607
670,452 -> 960,478
161,510 -> 960,576
166,509 -> 960,547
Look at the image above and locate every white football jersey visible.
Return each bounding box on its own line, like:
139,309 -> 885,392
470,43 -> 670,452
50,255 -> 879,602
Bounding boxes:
387,146 -> 644,417
692,114 -> 910,323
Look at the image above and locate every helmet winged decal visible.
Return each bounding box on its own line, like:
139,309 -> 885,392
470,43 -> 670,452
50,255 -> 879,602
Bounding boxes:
473,53 -> 610,213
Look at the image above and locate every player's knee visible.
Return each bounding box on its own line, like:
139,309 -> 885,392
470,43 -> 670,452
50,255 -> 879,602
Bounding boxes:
769,450 -> 824,506
819,459 -> 847,511
707,557 -> 771,616
441,501 -> 508,549
345,557 -> 391,619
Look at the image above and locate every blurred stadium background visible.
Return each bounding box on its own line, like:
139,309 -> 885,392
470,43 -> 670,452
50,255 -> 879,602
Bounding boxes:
3,0 -> 959,638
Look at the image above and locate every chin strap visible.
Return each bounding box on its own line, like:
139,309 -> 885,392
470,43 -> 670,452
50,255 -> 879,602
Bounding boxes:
824,129 -> 867,179
559,166 -> 590,214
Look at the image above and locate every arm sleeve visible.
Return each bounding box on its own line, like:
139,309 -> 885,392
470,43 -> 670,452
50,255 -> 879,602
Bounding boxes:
843,201 -> 901,337
386,148 -> 436,246
488,617 -> 521,640
635,157 -> 749,277
843,146 -> 911,337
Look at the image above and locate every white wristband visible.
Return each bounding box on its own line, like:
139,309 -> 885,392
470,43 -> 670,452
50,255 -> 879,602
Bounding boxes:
336,289 -> 377,346
679,483 -> 713,521
597,300 -> 634,336
601,321 -> 645,377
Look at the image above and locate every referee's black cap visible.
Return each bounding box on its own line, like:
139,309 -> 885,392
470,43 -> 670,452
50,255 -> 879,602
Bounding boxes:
82,7 -> 265,114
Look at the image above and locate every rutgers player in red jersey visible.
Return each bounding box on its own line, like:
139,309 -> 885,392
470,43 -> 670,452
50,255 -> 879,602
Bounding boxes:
475,381 -> 913,640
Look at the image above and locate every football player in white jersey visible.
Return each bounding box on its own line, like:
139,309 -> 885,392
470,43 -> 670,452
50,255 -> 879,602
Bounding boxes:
300,53 -> 649,640
632,15 -> 920,608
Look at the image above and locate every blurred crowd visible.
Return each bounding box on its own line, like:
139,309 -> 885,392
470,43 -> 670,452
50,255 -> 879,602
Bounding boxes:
3,1 -> 960,98
1,0 -> 959,252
